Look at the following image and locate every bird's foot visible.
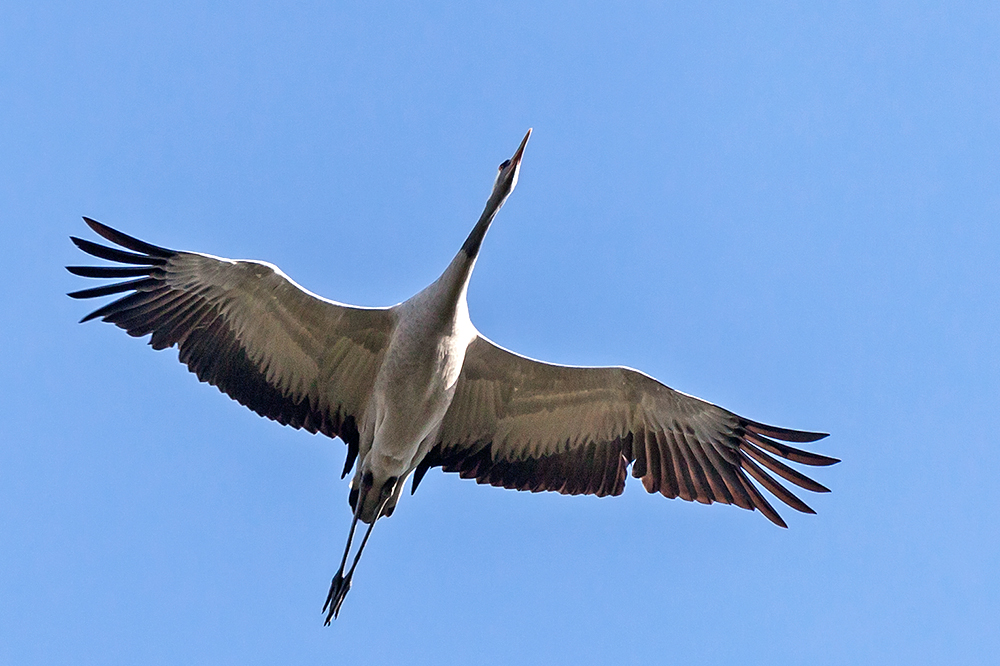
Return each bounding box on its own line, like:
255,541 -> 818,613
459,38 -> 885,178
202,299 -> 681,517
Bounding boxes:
322,570 -> 352,624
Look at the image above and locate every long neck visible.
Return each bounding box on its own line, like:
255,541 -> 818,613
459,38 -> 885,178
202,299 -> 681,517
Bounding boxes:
445,187 -> 508,296
416,188 -> 507,320
461,187 -> 506,259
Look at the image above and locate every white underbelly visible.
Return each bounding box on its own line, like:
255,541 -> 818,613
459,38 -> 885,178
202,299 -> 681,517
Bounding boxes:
365,327 -> 470,476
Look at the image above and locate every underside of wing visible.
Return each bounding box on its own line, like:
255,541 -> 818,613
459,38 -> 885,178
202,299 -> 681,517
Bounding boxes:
417,335 -> 837,527
68,217 -> 393,476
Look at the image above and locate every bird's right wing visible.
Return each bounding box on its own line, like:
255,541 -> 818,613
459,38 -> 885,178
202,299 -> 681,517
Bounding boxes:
418,335 -> 837,527
68,218 -> 393,476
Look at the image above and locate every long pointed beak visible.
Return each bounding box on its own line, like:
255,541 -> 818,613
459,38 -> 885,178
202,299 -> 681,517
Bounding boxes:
510,128 -> 532,169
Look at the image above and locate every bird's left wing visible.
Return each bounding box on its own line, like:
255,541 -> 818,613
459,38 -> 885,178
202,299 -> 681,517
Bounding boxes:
417,334 -> 837,527
68,218 -> 393,475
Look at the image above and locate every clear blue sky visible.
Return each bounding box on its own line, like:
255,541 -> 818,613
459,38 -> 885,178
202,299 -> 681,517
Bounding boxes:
2,2 -> 997,664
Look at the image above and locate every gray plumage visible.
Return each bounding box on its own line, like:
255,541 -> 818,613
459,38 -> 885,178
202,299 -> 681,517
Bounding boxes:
68,129 -> 837,622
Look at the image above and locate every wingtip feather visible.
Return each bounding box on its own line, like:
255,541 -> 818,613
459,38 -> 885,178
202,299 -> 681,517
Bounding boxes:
742,439 -> 832,493
744,431 -> 840,467
743,418 -> 829,443
81,217 -> 174,258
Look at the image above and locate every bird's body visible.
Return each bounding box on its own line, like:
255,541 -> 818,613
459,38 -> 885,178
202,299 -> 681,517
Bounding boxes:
358,256 -> 477,521
68,129 -> 838,622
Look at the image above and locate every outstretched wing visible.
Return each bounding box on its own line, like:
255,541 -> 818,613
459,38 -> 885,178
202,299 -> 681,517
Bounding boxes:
68,217 -> 393,476
417,335 -> 837,527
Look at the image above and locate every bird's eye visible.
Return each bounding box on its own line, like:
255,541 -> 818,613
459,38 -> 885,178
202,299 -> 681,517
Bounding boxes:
498,159 -> 511,171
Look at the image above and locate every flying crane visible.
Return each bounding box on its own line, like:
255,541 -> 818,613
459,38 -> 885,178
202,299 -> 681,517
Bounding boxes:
68,129 -> 838,623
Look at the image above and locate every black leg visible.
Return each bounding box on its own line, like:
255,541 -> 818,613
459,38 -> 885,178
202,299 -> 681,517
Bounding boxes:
322,471 -> 372,624
322,475 -> 396,624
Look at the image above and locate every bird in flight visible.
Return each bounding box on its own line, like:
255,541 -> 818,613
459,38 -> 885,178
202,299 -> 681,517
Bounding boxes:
68,129 -> 837,623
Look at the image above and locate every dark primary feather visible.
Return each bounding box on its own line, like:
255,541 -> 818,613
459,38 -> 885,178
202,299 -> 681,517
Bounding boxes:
67,277 -> 161,300
70,236 -> 164,265
744,429 -> 838,466
66,265 -> 160,279
81,216 -> 175,257
742,417 -> 829,444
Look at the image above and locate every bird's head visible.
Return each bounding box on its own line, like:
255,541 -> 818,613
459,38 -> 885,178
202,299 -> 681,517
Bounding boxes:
491,128 -> 532,203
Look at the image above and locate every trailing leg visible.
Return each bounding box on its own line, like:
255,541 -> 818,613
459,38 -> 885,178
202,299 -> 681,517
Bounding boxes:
322,474 -> 397,624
